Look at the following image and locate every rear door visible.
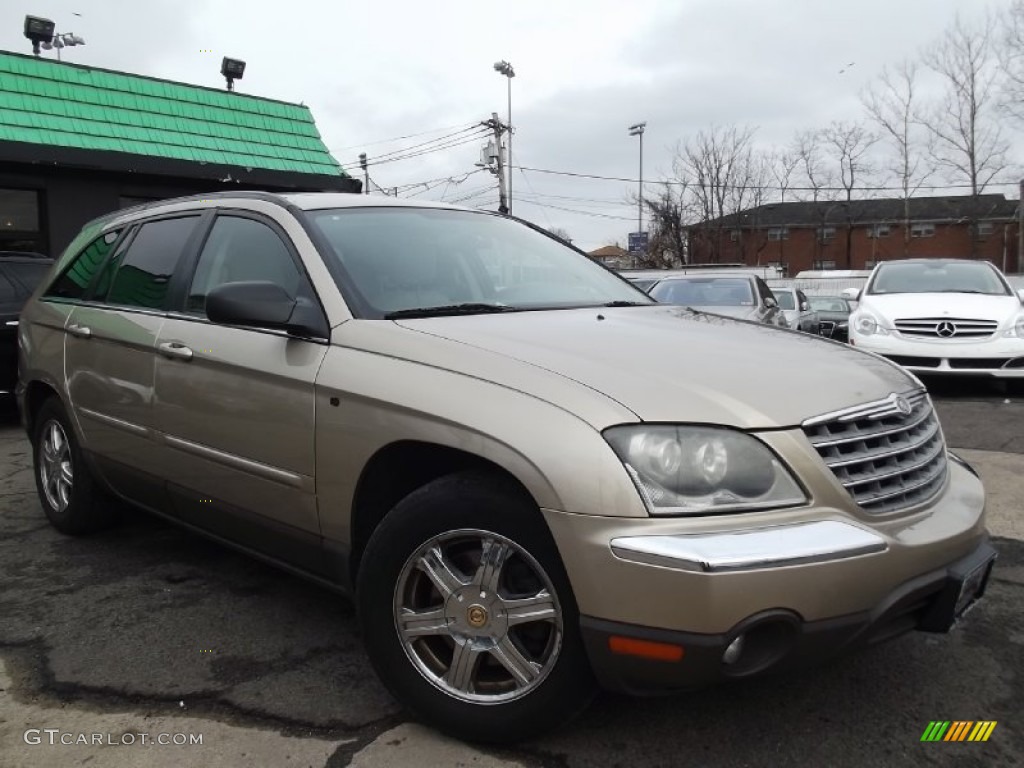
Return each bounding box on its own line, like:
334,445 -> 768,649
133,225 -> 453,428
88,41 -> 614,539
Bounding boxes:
152,210 -> 329,559
62,214 -> 204,501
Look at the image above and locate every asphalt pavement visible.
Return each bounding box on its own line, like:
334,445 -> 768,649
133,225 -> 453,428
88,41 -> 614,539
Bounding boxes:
0,377 -> 1021,768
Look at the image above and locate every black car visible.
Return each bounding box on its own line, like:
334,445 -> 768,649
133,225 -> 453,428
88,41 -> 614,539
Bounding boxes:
0,252 -> 54,394
807,295 -> 853,342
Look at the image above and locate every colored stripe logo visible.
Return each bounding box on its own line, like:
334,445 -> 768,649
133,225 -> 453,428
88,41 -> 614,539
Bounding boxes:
921,721 -> 997,742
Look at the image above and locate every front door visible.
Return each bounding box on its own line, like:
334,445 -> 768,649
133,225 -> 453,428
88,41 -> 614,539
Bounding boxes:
153,213 -> 328,546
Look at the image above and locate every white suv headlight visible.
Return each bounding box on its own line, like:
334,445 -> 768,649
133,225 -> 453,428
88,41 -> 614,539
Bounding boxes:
604,426 -> 807,516
1002,313 -> 1024,338
852,311 -> 889,336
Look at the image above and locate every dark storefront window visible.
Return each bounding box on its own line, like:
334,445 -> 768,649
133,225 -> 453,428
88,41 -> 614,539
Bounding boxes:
0,188 -> 45,254
119,196 -> 165,209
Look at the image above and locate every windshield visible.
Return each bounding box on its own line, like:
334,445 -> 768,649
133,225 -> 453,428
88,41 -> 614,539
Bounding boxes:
773,290 -> 796,310
649,277 -> 755,306
867,261 -> 1010,296
306,208 -> 651,317
809,296 -> 851,313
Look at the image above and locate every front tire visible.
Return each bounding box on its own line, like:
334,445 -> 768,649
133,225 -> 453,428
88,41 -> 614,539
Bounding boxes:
356,471 -> 596,743
32,397 -> 117,535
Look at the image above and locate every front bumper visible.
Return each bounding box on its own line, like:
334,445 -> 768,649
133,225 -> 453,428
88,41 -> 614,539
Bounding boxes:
579,539 -> 996,694
850,330 -> 1024,376
542,455 -> 988,692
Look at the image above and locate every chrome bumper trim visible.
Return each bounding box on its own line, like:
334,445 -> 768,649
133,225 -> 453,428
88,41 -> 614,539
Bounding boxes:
610,521 -> 888,573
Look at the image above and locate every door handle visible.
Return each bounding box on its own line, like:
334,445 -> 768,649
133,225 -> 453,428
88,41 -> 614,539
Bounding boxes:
68,324 -> 92,339
158,342 -> 194,361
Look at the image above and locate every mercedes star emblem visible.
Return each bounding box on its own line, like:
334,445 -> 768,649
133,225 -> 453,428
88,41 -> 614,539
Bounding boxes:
936,321 -> 957,338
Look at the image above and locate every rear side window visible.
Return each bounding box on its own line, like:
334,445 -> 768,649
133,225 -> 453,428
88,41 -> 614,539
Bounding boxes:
0,270 -> 18,304
45,230 -> 121,299
186,216 -> 301,314
105,217 -> 199,310
5,261 -> 53,295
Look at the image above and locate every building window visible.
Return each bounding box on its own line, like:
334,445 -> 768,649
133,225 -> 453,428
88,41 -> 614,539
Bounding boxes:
767,227 -> 789,241
119,196 -> 165,209
817,226 -> 836,242
866,224 -> 890,238
729,229 -> 741,242
910,222 -> 936,238
0,187 -> 44,254
812,260 -> 837,270
975,221 -> 995,238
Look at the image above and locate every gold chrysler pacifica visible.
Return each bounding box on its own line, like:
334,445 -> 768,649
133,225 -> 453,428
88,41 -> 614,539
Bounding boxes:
17,193 -> 995,743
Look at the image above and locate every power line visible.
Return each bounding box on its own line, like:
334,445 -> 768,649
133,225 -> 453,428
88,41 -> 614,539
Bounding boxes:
514,198 -> 636,221
336,127 -> 489,170
510,164 -> 1023,194
400,169 -> 487,198
332,120 -> 479,152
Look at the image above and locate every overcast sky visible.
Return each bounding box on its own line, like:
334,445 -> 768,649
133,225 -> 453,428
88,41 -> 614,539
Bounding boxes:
3,0 -> 1019,250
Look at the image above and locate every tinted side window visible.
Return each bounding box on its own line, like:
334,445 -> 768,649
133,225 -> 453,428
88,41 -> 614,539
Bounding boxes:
45,230 -> 121,300
105,217 -> 199,310
5,261 -> 53,295
187,216 -> 301,314
0,270 -> 18,304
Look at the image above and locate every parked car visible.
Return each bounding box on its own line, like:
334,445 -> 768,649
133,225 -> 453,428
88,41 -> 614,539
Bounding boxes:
849,258 -> 1024,378
771,287 -> 820,333
623,275 -> 660,292
648,273 -> 788,327
0,251 -> 54,395
19,195 -> 993,743
808,295 -> 853,342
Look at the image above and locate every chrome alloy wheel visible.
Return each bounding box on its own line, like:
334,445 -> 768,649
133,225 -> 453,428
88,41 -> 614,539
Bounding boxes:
39,420 -> 73,513
393,529 -> 563,704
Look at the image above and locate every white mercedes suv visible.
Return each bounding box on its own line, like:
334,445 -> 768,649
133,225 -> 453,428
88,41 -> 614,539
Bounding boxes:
849,259 -> 1024,378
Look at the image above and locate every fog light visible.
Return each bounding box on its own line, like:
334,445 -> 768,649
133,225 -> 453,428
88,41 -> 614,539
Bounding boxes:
723,634 -> 745,665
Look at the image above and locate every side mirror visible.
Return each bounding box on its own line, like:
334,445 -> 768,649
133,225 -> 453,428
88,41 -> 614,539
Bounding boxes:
800,300 -> 810,311
764,296 -> 778,309
841,287 -> 861,301
1017,287 -> 1024,303
206,281 -> 327,338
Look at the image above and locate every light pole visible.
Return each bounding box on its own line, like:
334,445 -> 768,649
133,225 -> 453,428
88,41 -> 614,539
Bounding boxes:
494,60 -> 515,215
629,122 -> 646,266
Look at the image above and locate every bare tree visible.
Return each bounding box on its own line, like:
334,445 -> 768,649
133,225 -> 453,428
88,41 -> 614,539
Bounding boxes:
922,14 -> 1010,255
862,60 -> 934,256
793,129 -> 841,268
998,0 -> 1024,123
676,124 -> 759,263
545,226 -> 573,243
641,182 -> 689,268
822,120 -> 878,268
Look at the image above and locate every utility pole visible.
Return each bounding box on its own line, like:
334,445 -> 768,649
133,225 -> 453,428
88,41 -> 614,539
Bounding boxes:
359,153 -> 369,195
485,113 -> 509,215
628,122 -> 647,268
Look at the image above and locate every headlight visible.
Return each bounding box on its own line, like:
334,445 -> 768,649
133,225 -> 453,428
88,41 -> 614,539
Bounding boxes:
604,426 -> 807,515
853,312 -> 889,336
1003,313 -> 1024,338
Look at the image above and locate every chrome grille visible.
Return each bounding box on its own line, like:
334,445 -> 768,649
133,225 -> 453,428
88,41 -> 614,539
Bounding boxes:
894,317 -> 997,339
802,391 -> 948,514
818,321 -> 836,337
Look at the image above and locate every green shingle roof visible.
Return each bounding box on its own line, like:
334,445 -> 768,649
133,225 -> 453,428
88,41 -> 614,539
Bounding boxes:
0,51 -> 347,178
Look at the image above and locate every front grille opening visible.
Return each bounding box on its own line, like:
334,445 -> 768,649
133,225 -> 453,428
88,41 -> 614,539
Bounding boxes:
947,358 -> 1012,370
803,392 -> 948,515
885,355 -> 942,367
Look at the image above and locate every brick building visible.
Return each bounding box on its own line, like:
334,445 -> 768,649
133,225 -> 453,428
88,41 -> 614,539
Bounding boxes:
688,194 -> 1021,275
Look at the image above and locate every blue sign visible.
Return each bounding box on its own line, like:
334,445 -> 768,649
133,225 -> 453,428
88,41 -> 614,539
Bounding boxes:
628,231 -> 648,253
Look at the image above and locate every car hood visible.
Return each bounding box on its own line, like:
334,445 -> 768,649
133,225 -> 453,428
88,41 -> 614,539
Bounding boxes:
861,292 -> 1022,322
385,305 -> 913,429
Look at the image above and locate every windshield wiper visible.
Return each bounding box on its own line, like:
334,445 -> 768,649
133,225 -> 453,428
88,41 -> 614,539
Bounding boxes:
602,300 -> 653,307
933,289 -> 992,294
384,303 -> 515,319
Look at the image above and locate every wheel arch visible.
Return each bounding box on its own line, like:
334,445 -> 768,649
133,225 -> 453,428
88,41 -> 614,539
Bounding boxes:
348,440 -> 550,584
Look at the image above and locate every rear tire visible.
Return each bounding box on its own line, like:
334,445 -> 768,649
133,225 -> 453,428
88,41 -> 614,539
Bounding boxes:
356,471 -> 596,743
32,397 -> 117,535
